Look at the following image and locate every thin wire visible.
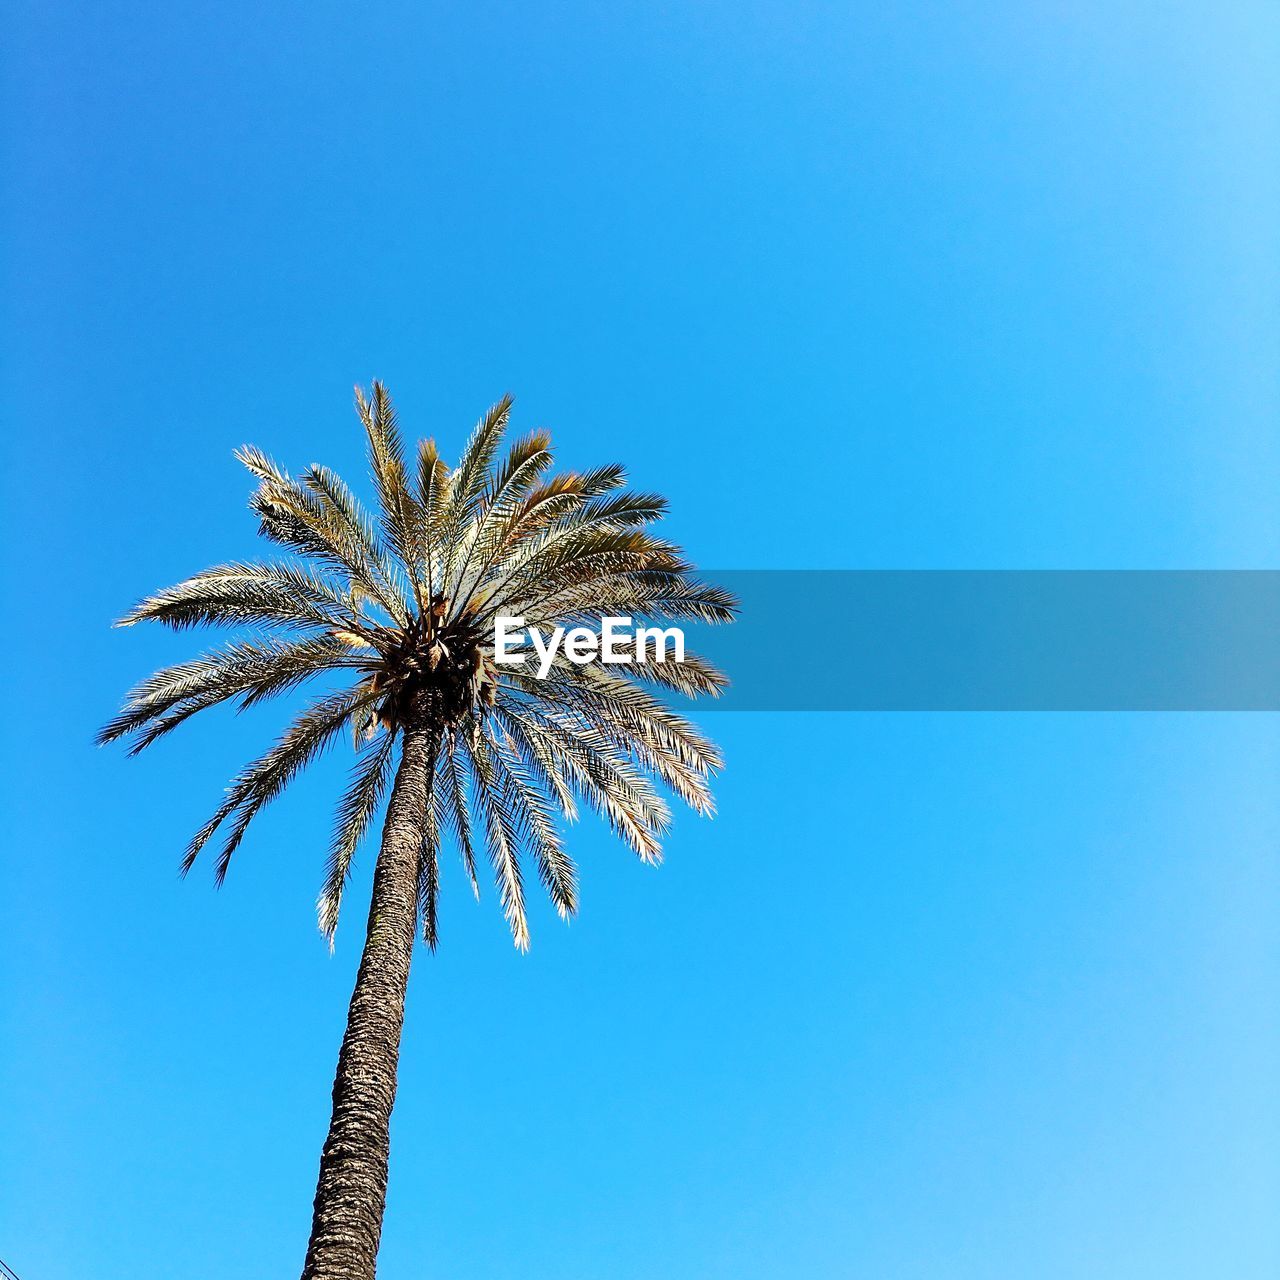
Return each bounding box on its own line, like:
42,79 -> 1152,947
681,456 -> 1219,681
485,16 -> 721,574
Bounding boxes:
0,1256 -> 21,1280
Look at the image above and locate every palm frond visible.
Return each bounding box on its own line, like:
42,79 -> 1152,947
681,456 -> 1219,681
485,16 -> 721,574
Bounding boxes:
496,701 -> 669,863
461,720 -> 530,950
489,724 -> 577,919
184,685 -> 378,884
118,562 -> 359,634
355,382 -> 427,610
438,395 -> 512,598
441,737 -> 480,899
415,737 -> 445,950
451,430 -> 554,611
528,664 -> 723,815
239,446 -> 410,625
99,633 -> 361,753
417,438 -> 449,596
317,728 -> 398,942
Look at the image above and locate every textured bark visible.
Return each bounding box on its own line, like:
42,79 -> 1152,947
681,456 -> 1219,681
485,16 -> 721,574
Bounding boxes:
301,710 -> 436,1280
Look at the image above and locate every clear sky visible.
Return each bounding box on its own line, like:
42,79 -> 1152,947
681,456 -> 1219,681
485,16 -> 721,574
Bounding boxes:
3,3 -> 1279,1278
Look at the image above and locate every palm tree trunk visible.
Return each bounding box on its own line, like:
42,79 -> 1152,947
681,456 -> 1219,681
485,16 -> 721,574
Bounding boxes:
301,712 -> 436,1280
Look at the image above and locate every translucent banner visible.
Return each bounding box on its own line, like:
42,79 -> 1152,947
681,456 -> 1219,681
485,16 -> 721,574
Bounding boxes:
678,571 -> 1280,710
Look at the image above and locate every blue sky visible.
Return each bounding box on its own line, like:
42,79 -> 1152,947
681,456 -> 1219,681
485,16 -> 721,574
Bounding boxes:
3,3 -> 1279,1277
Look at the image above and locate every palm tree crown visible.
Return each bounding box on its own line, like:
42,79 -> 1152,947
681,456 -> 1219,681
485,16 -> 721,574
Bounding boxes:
100,384 -> 734,950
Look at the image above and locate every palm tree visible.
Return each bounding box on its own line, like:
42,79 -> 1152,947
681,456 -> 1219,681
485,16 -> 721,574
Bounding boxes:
99,384 -> 734,1280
